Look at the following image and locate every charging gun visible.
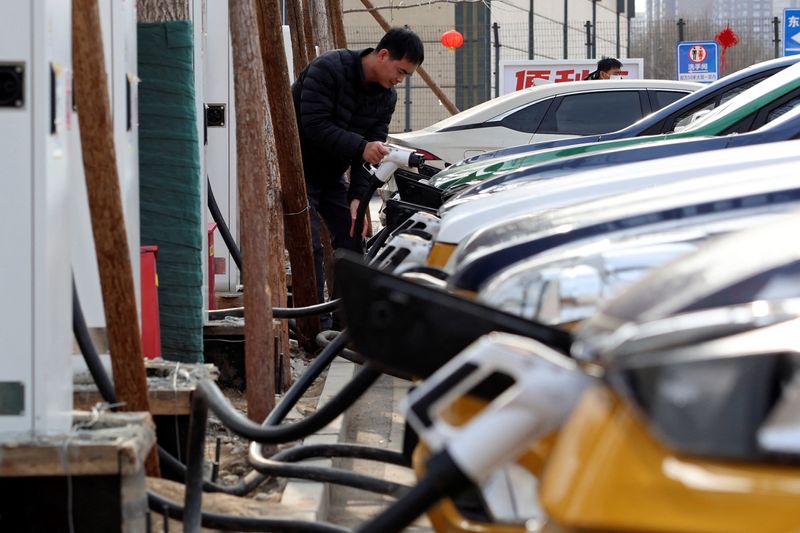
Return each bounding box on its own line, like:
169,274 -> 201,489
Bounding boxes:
354,145 -> 425,239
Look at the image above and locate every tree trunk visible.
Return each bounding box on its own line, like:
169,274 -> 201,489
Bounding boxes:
286,0 -> 310,73
358,0 -> 459,115
311,0 -> 335,52
300,0 -> 317,60
229,0 -> 276,422
328,0 -> 347,49
255,0 -> 321,355
73,0 -> 159,476
137,0 -> 190,21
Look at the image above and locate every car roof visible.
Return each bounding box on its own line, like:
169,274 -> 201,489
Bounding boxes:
418,79 -> 701,131
449,55 -> 800,167
683,60 -> 800,132
448,102 -> 800,205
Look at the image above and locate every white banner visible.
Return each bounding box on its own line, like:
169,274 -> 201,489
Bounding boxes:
500,59 -> 645,95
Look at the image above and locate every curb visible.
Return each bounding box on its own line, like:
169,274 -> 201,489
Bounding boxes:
279,358 -> 356,521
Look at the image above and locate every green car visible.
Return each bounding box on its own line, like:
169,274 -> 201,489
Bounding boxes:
429,62 -> 800,191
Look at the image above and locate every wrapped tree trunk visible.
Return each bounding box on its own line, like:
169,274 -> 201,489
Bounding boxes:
73,0 -> 158,476
137,0 -> 190,20
229,0 -> 277,422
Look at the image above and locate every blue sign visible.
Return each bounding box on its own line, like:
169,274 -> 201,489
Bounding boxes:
676,41 -> 719,83
784,9 -> 800,56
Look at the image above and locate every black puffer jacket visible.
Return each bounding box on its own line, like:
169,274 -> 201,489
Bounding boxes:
292,48 -> 397,202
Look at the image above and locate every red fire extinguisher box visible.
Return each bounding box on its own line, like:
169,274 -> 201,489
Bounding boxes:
208,223 -> 218,310
140,245 -> 161,359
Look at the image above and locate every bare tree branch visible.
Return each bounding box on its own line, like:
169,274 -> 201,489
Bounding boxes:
344,0 -> 486,14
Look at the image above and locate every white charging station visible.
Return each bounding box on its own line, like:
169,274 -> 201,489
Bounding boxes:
204,0 -> 240,297
0,0 -> 74,437
70,0 -> 141,342
203,3 -> 297,299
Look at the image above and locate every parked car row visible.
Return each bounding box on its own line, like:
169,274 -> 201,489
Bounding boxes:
333,55 -> 800,533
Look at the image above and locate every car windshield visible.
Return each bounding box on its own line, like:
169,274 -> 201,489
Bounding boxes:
422,85 -> 546,131
683,62 -> 800,131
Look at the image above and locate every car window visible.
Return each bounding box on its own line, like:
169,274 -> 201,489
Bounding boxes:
651,90 -> 686,109
718,78 -> 763,105
538,91 -> 643,135
667,75 -> 775,133
500,98 -> 552,133
766,96 -> 800,123
671,101 -> 716,131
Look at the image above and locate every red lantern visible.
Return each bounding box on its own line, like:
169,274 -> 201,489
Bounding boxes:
441,29 -> 464,51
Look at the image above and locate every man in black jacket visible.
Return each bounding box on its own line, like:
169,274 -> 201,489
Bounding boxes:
292,28 -> 424,309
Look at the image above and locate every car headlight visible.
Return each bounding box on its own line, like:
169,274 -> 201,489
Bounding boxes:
478,241 -> 698,326
604,310 -> 800,461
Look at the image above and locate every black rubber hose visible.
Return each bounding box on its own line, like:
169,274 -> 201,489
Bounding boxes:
73,280 -> 264,496
365,227 -> 391,262
314,330 -> 364,366
269,443 -> 409,467
184,370 -> 381,530
266,330 -> 350,425
149,492 -> 348,533
194,366 -> 381,443
365,226 -> 387,250
248,454 -> 410,497
353,176 -> 382,242
207,176 -> 243,272
316,330 -> 413,382
73,277 -> 117,405
207,298 -> 341,321
356,451 -> 473,533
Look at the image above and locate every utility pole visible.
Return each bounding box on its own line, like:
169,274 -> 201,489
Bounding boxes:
493,22 -> 500,98
563,0 -> 568,59
585,20 -> 592,59
528,0 -> 534,59
591,0 -> 598,59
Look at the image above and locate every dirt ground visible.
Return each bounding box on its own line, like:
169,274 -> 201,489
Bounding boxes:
148,339 -> 326,532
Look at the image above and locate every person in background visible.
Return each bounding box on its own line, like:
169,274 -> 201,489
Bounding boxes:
291,27 -> 424,327
585,57 -> 623,80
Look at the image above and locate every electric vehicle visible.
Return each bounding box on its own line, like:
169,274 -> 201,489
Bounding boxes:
445,143 -> 800,294
453,54 -> 800,168
424,60 -> 800,192
475,210 -> 794,329
406,106 -> 800,269
397,215 -> 800,533
445,98 -> 800,209
386,79 -> 698,169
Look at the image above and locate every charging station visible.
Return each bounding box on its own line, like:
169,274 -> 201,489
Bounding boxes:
203,2 -> 296,300
0,0 -> 74,438
70,0 -> 141,349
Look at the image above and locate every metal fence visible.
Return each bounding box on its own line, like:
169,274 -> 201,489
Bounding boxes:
346,16 -> 785,134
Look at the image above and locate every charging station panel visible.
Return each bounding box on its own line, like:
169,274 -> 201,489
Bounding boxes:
0,0 -> 73,437
71,0 -> 140,338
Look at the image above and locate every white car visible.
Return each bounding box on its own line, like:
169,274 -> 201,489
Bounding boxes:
389,79 -> 701,168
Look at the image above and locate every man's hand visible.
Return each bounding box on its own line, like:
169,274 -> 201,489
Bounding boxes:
363,141 -> 389,165
349,199 -> 369,238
